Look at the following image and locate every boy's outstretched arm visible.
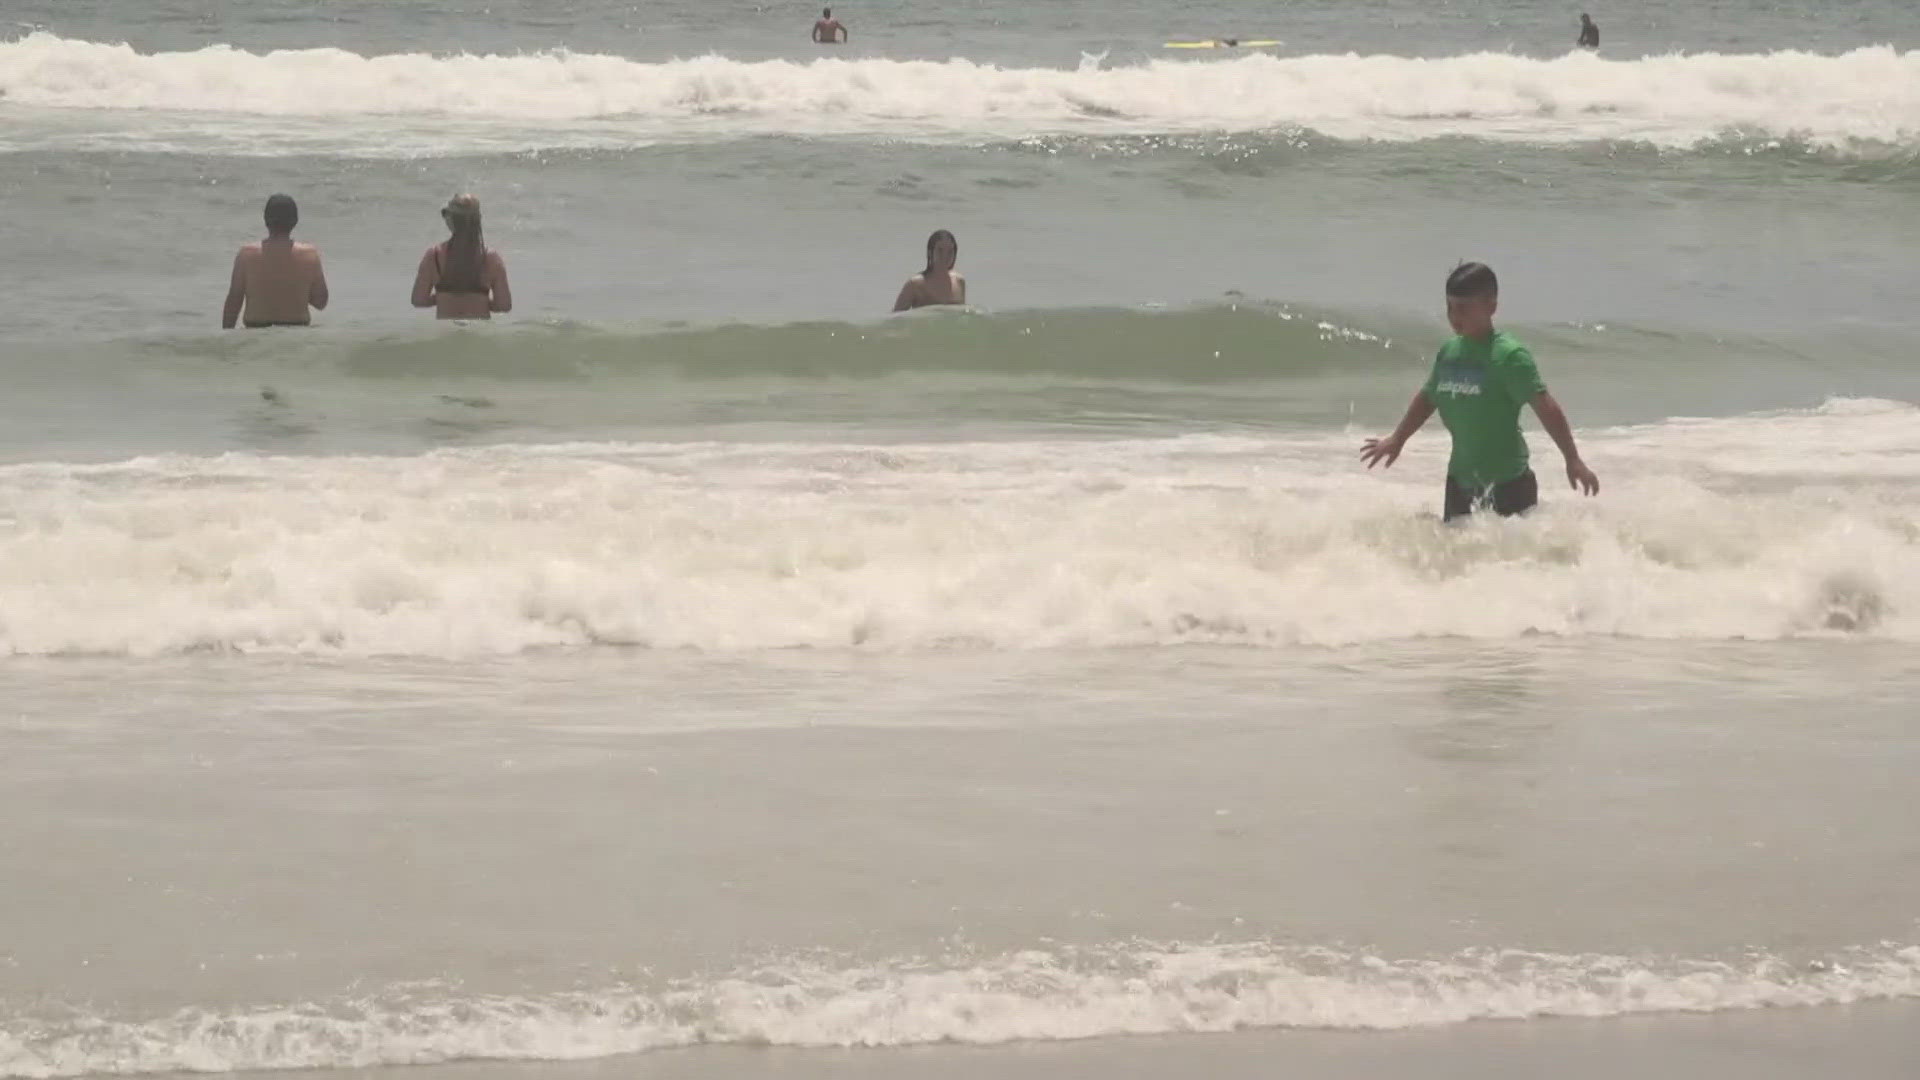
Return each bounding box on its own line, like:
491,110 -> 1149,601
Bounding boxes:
1530,391 -> 1600,495
1360,391 -> 1435,469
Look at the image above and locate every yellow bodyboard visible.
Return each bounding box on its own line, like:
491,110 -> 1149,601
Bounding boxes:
1164,40 -> 1282,49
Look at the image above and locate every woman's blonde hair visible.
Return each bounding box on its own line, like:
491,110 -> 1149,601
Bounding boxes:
440,194 -> 487,294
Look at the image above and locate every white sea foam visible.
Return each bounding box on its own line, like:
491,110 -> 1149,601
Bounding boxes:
2,942 -> 1916,1077
1,34 -> 1917,152
0,399 -> 1912,657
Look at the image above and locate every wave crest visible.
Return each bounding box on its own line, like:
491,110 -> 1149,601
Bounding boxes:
2,34 -> 1917,151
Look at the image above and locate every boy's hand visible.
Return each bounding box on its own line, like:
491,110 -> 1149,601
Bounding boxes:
1363,393 -> 1435,471
1360,436 -> 1404,469
1566,458 -> 1600,495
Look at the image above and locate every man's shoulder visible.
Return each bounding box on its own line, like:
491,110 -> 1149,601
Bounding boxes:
1490,331 -> 1533,361
235,241 -> 264,258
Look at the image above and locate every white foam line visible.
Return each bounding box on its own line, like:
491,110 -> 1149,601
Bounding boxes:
4,943 -> 1917,1077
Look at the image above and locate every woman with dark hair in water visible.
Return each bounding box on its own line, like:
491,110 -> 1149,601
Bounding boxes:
891,229 -> 966,311
411,193 -> 512,319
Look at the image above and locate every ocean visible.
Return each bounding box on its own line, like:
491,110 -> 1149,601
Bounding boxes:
1,1 -> 1917,1077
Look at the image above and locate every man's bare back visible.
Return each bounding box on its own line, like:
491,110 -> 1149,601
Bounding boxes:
812,8 -> 848,43
224,239 -> 327,328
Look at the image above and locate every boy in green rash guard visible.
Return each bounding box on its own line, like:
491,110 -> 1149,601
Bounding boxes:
1360,262 -> 1600,521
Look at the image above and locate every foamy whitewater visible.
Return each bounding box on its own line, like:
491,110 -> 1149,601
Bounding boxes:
4,34 -> 1919,153
2,399 -> 1915,657
7,944 -> 1920,1076
2,0 -> 1918,1077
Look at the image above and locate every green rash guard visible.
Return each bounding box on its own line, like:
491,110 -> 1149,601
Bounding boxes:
1422,330 -> 1547,488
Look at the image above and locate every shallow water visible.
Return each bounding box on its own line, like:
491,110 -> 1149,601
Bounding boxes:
4,642 -> 1918,1073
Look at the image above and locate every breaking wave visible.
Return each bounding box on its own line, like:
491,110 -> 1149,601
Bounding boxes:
0,399 -> 1913,657
2,34 -> 1917,152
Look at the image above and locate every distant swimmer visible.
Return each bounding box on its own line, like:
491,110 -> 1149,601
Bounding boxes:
1578,13 -> 1600,49
222,194 -> 328,329
892,229 -> 966,312
812,7 -> 848,44
412,194 -> 512,320
1360,262 -> 1598,521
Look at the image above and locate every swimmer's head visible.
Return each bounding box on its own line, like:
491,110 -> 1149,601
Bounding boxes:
1444,261 -> 1499,336
263,193 -> 298,236
442,193 -> 483,236
925,229 -> 958,273
822,7 -> 831,17
1581,13 -> 1593,23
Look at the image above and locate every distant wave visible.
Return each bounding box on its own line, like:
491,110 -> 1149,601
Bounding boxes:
3,941 -> 1917,1076
19,305 -> 1886,385
127,304 -> 1415,383
0,399 -> 1912,657
1,33 -> 1917,152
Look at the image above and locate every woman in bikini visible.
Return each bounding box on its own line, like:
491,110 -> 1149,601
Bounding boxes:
891,229 -> 966,312
411,194 -> 513,320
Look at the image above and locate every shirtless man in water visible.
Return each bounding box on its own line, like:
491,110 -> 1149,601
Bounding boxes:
222,194 -> 328,329
892,229 -> 966,311
1577,13 -> 1600,49
812,7 -> 848,43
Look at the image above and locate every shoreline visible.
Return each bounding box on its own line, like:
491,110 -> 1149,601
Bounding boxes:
171,999 -> 1920,1080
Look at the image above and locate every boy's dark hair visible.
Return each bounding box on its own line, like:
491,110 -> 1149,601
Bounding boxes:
263,193 -> 298,235
1445,261 -> 1498,298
